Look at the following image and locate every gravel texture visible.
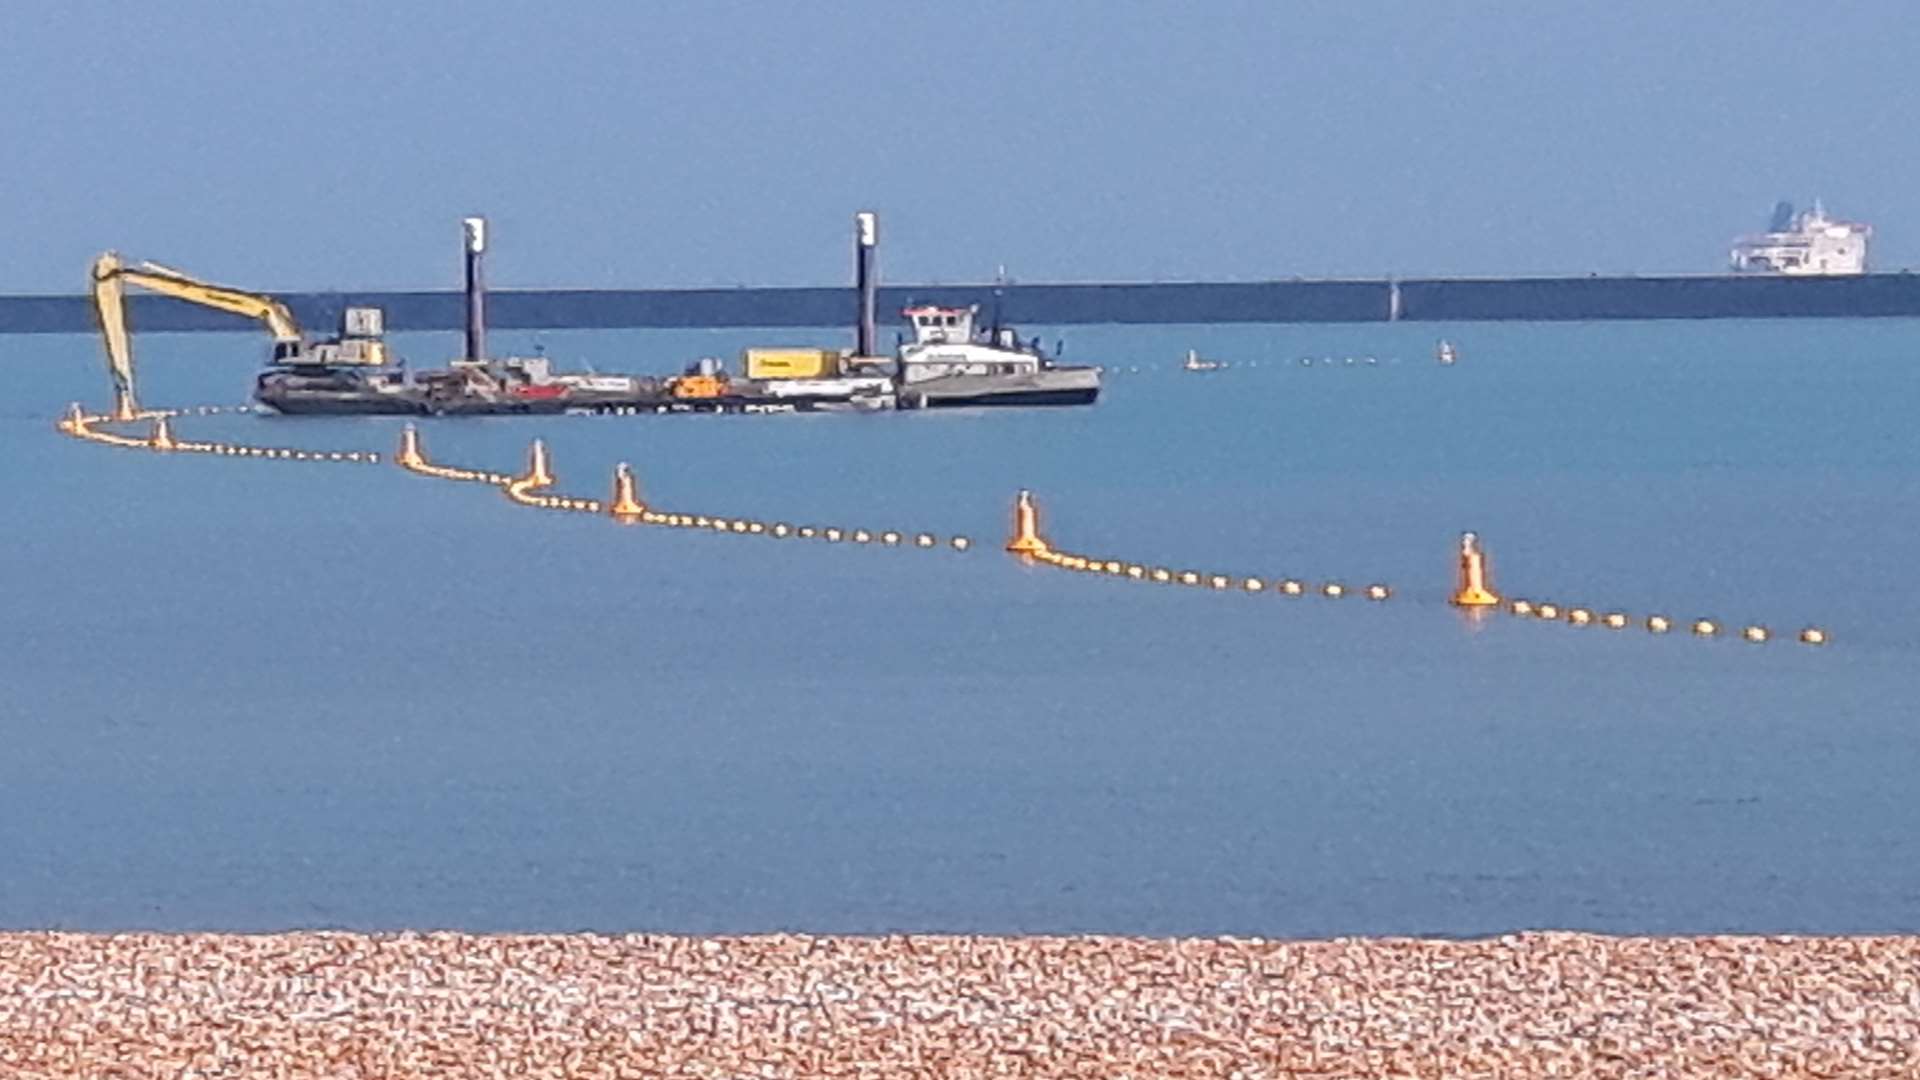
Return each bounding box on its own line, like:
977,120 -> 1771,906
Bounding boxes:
2,930 -> 1916,1077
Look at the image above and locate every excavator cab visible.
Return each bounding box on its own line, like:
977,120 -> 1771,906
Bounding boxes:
266,308 -> 391,369
323,306 -> 390,367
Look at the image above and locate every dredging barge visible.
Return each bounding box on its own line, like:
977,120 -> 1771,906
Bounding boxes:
253,352 -> 898,417
92,213 -> 1099,421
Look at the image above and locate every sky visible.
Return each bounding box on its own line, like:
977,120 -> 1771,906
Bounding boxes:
3,1 -> 1916,292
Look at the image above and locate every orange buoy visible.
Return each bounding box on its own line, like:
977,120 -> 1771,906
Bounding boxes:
396,423 -> 427,470
522,438 -> 554,489
1450,531 -> 1500,607
148,415 -> 176,451
609,462 -> 645,519
1005,489 -> 1050,556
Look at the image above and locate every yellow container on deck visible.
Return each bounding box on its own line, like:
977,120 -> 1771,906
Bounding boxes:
743,347 -> 840,380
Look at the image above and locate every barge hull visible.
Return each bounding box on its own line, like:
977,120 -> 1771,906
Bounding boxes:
919,387 -> 1099,408
257,396 -> 425,416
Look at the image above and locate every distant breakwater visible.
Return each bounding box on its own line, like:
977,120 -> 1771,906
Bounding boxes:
6,273 -> 1920,334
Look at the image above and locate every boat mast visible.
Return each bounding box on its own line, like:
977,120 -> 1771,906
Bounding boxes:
991,264 -> 1008,341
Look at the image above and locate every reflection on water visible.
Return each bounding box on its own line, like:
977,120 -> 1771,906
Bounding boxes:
0,318 -> 1915,936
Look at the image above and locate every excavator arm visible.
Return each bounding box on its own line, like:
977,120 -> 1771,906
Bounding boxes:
91,255 -> 138,420
90,252 -> 305,420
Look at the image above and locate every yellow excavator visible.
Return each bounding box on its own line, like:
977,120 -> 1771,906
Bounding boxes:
91,252 -> 388,420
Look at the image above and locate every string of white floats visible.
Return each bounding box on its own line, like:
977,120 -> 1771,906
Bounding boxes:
57,404 -> 1835,648
400,426 -> 974,553
1098,351 -> 1441,378
1442,530 -> 1826,644
59,405 -> 380,464
1003,489 -> 1393,600
1500,598 -> 1824,645
1006,490 -> 1831,648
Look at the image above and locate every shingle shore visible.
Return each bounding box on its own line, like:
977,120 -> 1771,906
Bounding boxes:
1,931 -> 1915,1077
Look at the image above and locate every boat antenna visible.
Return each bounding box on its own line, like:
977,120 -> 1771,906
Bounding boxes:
992,264 -> 1007,339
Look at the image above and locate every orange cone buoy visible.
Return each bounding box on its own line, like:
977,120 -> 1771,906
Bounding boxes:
609,462 -> 645,519
148,415 -> 175,451
61,402 -> 85,434
1450,531 -> 1500,607
522,438 -> 554,489
396,424 -> 426,470
1005,489 -> 1050,556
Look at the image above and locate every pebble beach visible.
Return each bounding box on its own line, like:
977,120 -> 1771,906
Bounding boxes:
2,931 -> 1916,1077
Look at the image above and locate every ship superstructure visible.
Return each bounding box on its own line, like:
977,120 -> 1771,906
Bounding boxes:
1730,200 -> 1870,276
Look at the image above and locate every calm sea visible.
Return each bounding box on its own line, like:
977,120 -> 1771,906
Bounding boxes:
1,318 -> 1915,936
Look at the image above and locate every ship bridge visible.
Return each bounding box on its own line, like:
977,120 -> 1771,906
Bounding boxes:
904,305 -> 978,345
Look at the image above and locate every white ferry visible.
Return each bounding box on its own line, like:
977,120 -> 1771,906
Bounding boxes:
1729,201 -> 1870,276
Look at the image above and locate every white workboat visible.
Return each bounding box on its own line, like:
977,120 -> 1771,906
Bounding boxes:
890,305 -> 1100,409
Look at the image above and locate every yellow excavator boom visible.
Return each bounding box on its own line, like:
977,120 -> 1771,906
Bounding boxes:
90,251 -> 308,420
90,254 -> 138,420
120,261 -> 303,342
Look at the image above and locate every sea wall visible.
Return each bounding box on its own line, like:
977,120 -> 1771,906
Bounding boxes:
6,273 -> 1920,334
